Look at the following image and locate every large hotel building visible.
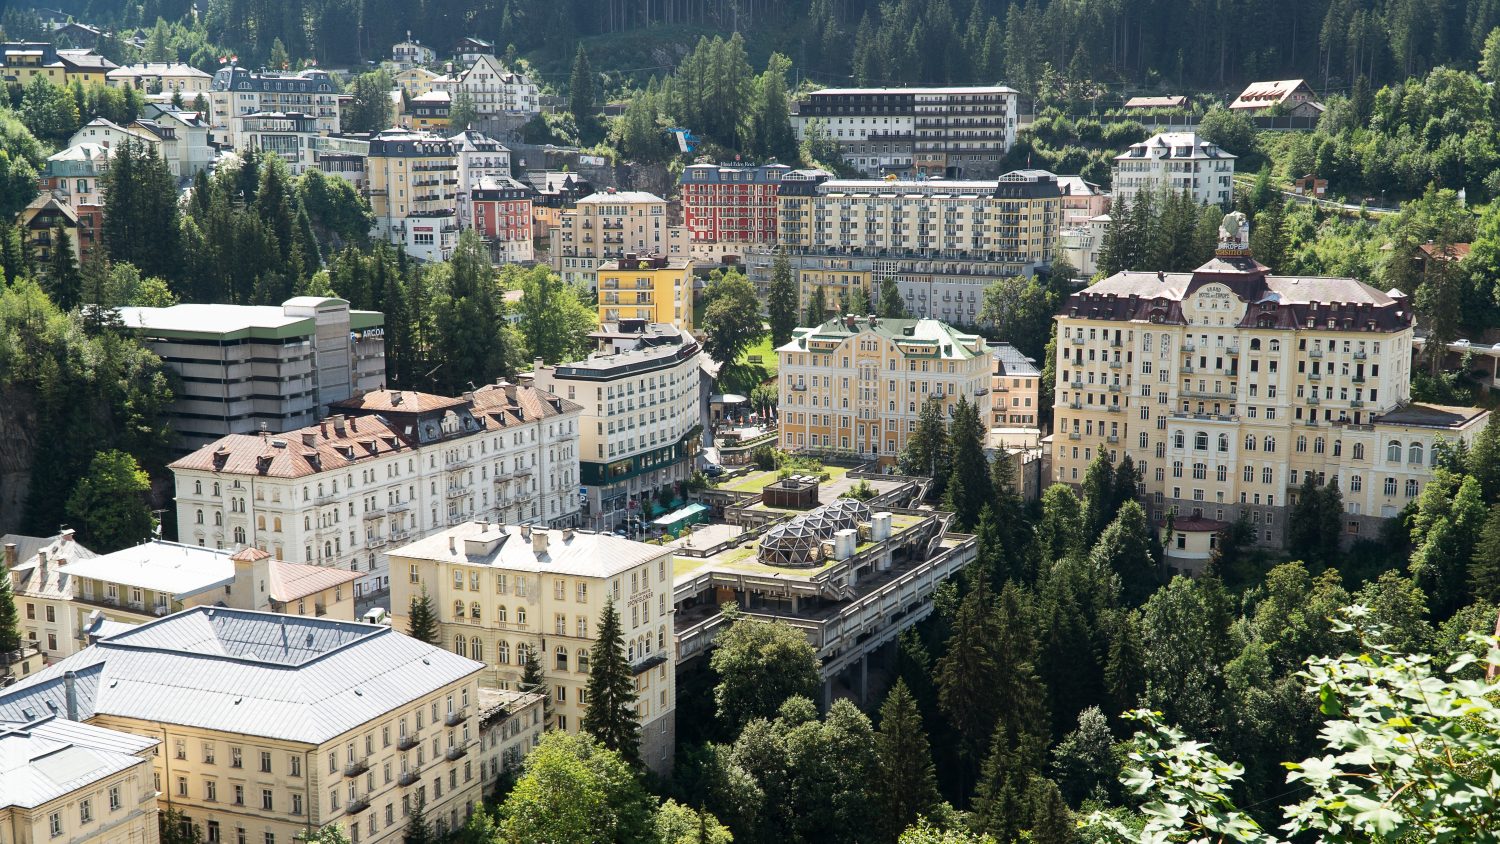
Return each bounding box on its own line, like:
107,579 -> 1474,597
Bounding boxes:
777,315 -> 991,462
759,169 -> 1061,324
1051,214 -> 1489,559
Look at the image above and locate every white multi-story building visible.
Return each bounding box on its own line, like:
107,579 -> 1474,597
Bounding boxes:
118,297 -> 387,454
237,110 -> 319,174
1112,131 -> 1235,209
776,315 -> 992,463
391,522 -> 677,774
106,61 -> 212,93
449,128 -> 511,228
209,66 -> 340,146
169,383 -> 581,598
392,36 -> 436,68
551,189 -> 685,289
432,55 -> 539,121
1052,213 -> 1490,571
526,324 -> 704,530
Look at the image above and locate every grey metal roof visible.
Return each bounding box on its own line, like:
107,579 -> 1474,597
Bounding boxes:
0,607 -> 483,745
392,523 -> 669,579
0,715 -> 156,809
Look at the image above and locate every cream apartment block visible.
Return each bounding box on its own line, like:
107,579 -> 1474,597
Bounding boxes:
526,324 -> 704,529
991,342 -> 1041,428
209,66 -> 340,146
766,169 -> 1061,324
551,189 -> 686,289
431,55 -> 540,121
118,297 -> 386,455
449,128 -> 511,228
6,531 -> 96,662
1051,218 -> 1490,556
0,607 -> 486,843
171,383 -> 581,597
476,688 -> 545,784
0,715 -> 160,844
776,315 -> 991,463
367,129 -> 460,263
1112,131 -> 1236,209
389,522 -> 676,775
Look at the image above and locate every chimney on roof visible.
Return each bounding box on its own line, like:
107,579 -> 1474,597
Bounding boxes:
38,550 -> 47,577
532,528 -> 549,556
64,670 -> 78,720
301,431 -> 317,448
533,357 -> 544,372
449,535 -> 457,554
332,415 -> 346,436
4,543 -> 15,569
349,417 -> 358,432
1157,270 -> 1165,283
391,392 -> 403,406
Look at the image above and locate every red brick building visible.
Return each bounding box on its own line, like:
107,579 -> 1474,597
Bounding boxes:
471,175 -> 534,263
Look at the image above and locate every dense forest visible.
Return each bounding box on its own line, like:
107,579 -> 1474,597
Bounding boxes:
8,0 -> 1500,93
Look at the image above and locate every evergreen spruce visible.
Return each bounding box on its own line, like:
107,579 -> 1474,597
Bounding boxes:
942,396 -> 991,530
872,679 -> 941,840
582,597 -> 641,766
403,796 -> 432,844
767,248 -> 799,345
879,276 -> 904,317
1471,504 -> 1500,602
46,223 -> 81,310
935,580 -> 1001,763
1081,452 -> 1116,546
407,586 -> 439,644
0,548 -> 20,653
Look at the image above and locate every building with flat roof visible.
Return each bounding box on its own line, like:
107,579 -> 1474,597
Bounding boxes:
170,382 -> 581,597
0,715 -> 159,844
1053,212 -> 1490,573
390,522 -> 676,774
526,324 -> 704,529
764,169 -> 1061,322
237,110 -> 319,174
596,254 -> 694,329
791,86 -> 1020,179
0,606 -> 486,842
209,65 -> 340,145
476,687 -> 545,786
5,531 -> 96,663
776,315 -> 991,463
1113,131 -> 1235,209
118,297 -> 386,454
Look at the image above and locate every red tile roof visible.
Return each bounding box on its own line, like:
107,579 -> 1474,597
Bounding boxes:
168,415 -> 412,479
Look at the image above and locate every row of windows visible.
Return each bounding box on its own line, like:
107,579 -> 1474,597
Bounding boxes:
46,787 -> 123,836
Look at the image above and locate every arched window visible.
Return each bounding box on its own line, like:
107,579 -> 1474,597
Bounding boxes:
578,648 -> 590,672
471,640 -> 483,661
304,516 -> 311,530
1216,465 -> 1227,482
195,480 -> 202,495
233,526 -> 246,544
1174,431 -> 1185,449
497,640 -> 510,664
1409,442 -> 1423,464
212,482 -> 220,496
516,606 -> 527,625
196,509 -> 204,524
1244,435 -> 1256,451
1264,437 -> 1276,452
496,605 -> 507,623
1218,433 -> 1229,452
256,515 -> 266,530
274,517 -> 282,532
1314,438 -> 1325,454
1195,432 -> 1209,450
323,541 -> 332,558
214,512 -> 223,526
1193,463 -> 1207,480
453,601 -> 465,619
470,602 -> 481,620
1172,460 -> 1184,478
1388,440 -> 1401,462
454,636 -> 467,658
1250,338 -> 1261,350
1353,443 -> 1365,460
555,647 -> 568,671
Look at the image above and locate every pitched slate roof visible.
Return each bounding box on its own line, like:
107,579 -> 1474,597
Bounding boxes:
0,607 -> 483,744
168,414 -> 413,479
4,532 -> 96,601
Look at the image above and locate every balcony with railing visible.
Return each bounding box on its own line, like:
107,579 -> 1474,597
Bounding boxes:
397,733 -> 419,751
398,767 -> 422,787
445,741 -> 471,761
344,757 -> 369,778
445,708 -> 467,727
346,795 -> 370,815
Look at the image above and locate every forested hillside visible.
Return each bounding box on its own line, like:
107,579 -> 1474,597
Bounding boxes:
8,0 -> 1500,94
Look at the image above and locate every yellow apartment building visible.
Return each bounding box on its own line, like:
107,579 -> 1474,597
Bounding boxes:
1052,213 -> 1490,570
776,315 -> 992,463
389,522 -> 677,775
0,607 -> 486,843
596,255 -> 694,329
0,716 -> 160,844
367,129 -> 459,262
991,342 -> 1042,428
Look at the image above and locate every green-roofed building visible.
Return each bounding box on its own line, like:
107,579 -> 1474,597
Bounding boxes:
775,314 -> 992,464
118,297 -> 386,453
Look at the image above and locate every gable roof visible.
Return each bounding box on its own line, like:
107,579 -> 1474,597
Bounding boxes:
1230,79 -> 1317,110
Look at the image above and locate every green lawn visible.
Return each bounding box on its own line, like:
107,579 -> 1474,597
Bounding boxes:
719,332 -> 777,395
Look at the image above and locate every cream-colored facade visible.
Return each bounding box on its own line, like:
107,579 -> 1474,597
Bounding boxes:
0,608 -> 486,844
777,316 -> 991,463
476,688 -> 545,784
389,523 -> 677,775
991,342 -> 1041,428
550,190 -> 686,289
1052,221 -> 1490,556
7,531 -> 96,662
0,717 -> 160,844
367,129 -> 459,262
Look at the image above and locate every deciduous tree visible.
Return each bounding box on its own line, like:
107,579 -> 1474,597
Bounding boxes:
709,607 -> 821,733
64,450 -> 153,552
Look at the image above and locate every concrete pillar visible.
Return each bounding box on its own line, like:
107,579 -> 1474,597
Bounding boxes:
821,678 -> 833,712
858,654 -> 868,706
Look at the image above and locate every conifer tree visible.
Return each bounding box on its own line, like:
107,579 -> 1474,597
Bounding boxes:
403,796 -> 432,844
900,397 -> 951,500
872,679 -> 941,841
936,580 -> 1000,762
406,586 -> 438,644
767,248 -> 799,345
45,222 -> 81,310
1472,504 -> 1500,602
0,549 -> 20,653
1080,452 -> 1116,546
942,396 -> 991,530
1088,501 -> 1160,607
569,45 -> 596,130
879,276 -> 904,317
582,597 -> 641,766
